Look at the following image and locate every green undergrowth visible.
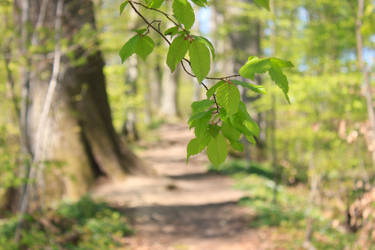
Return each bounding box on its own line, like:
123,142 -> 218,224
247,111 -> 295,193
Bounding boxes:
209,160 -> 357,249
0,196 -> 132,250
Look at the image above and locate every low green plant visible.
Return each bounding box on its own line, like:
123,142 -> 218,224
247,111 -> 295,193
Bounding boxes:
0,196 -> 132,250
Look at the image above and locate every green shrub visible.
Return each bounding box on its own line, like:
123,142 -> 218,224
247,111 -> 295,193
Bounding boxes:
0,196 -> 132,250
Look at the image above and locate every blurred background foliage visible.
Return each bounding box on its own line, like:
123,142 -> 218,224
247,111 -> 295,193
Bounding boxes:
0,0 -> 375,249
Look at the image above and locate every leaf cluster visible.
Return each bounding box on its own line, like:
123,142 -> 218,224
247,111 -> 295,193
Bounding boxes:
118,0 -> 293,166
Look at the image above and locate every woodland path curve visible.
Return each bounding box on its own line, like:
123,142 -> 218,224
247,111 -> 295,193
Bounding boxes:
93,123 -> 278,250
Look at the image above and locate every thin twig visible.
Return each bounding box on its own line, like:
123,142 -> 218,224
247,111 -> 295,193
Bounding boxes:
129,1 -> 171,45
128,0 -> 242,82
132,1 -> 181,28
129,1 -> 224,111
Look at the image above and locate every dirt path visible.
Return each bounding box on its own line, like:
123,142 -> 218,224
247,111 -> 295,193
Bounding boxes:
93,123 -> 277,250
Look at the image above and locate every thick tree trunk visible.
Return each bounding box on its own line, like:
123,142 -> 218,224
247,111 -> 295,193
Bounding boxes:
15,0 -> 145,209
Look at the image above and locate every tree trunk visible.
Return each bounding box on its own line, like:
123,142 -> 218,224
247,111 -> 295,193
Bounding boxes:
122,56 -> 140,141
356,0 -> 375,168
161,65 -> 180,117
15,0 -> 146,209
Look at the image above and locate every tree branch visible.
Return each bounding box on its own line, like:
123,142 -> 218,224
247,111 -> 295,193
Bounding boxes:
128,1 -> 243,82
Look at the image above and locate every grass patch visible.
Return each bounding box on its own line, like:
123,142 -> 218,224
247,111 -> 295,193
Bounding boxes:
211,160 -> 358,249
0,196 -> 132,250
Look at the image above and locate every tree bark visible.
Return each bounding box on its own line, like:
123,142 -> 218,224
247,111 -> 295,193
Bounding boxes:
356,0 -> 375,167
14,0 -> 146,209
161,64 -> 180,117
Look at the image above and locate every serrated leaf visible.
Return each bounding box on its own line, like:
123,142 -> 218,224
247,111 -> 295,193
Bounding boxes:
146,0 -> 165,8
239,56 -> 271,80
187,138 -> 205,162
238,102 -> 252,121
120,1 -> 129,15
207,133 -> 228,166
254,0 -> 270,10
245,135 -> 256,144
206,81 -> 225,98
135,35 -> 154,60
269,59 -> 293,103
189,39 -> 211,82
188,110 -> 212,128
230,140 -> 244,152
135,28 -> 147,35
222,121 -> 241,141
173,0 -> 195,30
239,56 -> 293,103
164,26 -> 179,36
270,58 -> 294,68
119,34 -> 139,63
230,114 -> 252,137
196,36 -> 215,59
167,35 -> 190,72
216,83 -> 240,116
191,99 -> 214,113
194,123 -> 209,138
208,124 -> 221,137
244,120 -> 260,137
191,0 -> 208,7
231,80 -> 266,94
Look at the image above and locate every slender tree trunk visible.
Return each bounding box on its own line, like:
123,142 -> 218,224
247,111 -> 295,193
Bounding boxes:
146,56 -> 161,121
150,60 -> 162,112
122,56 -> 140,141
303,151 -> 319,250
356,0 -> 375,167
270,0 -> 278,204
14,0 -> 146,210
161,65 -> 180,117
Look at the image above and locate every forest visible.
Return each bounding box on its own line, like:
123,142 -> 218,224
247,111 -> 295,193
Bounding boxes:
0,0 -> 375,249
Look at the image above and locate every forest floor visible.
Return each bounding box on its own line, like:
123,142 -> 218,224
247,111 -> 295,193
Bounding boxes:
93,123 -> 282,250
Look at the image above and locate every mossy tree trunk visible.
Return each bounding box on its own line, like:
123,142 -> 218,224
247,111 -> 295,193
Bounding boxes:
14,0 -> 145,209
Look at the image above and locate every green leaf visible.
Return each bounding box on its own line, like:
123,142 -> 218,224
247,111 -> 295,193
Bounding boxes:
216,83 -> 240,116
188,110 -> 212,128
231,80 -> 266,94
239,56 -> 293,102
245,135 -> 256,144
146,0 -> 165,8
167,35 -> 190,72
269,58 -> 293,103
164,26 -> 179,36
239,56 -> 271,80
173,0 -> 195,30
206,81 -> 225,98
120,1 -> 129,15
189,39 -> 211,82
208,124 -> 221,137
207,133 -> 228,166
222,121 -> 241,141
187,138 -> 205,162
244,120 -> 260,138
191,0 -> 208,7
238,102 -> 251,120
119,34 -> 139,63
191,99 -> 214,113
135,35 -> 155,60
229,140 -> 244,152
135,28 -> 147,35
254,0 -> 270,10
196,36 -> 215,59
